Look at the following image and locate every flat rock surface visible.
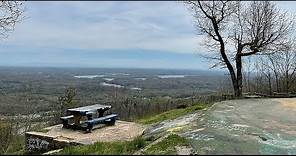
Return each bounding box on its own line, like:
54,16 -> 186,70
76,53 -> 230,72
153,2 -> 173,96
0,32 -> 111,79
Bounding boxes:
180,98 -> 296,155
143,112 -> 202,139
33,120 -> 145,145
175,146 -> 195,155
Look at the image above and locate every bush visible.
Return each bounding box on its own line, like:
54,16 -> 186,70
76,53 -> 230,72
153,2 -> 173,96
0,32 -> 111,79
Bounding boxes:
57,137 -> 147,155
0,119 -> 24,155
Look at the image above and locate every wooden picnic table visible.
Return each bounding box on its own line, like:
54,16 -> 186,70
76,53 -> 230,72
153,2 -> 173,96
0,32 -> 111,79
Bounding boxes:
66,104 -> 112,127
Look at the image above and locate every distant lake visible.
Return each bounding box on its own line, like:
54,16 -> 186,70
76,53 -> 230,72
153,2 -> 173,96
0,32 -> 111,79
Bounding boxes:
110,73 -> 130,76
100,82 -> 142,91
130,87 -> 142,91
135,78 -> 147,81
74,75 -> 105,79
157,75 -> 186,78
100,82 -> 124,88
103,78 -> 114,81
73,73 -> 131,79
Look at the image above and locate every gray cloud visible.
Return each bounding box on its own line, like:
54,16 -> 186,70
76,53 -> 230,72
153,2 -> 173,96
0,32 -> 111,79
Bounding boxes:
0,1 -> 294,69
2,1 -> 202,54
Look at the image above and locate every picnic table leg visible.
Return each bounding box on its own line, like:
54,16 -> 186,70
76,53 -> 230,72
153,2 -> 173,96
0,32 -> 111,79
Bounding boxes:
87,113 -> 93,120
98,110 -> 104,117
74,115 -> 82,127
61,119 -> 69,128
105,117 -> 116,126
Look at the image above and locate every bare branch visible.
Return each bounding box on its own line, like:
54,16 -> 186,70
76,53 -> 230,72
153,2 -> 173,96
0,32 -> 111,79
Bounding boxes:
0,1 -> 24,39
184,0 -> 296,96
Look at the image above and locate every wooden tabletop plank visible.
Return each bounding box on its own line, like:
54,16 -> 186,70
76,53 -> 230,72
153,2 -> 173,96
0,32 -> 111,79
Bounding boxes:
67,104 -> 111,114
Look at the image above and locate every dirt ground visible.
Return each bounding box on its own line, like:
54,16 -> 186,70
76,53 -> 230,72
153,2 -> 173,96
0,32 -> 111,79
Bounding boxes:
272,98 -> 296,110
36,120 -> 146,145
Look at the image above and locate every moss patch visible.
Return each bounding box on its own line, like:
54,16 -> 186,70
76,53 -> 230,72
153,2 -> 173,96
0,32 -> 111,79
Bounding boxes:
144,134 -> 191,155
137,103 -> 208,125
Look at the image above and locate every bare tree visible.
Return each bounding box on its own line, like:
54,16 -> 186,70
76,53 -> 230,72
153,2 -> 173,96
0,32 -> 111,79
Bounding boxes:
58,87 -> 77,116
185,1 -> 295,97
0,1 -> 24,38
242,56 -> 255,93
267,42 -> 296,93
0,119 -> 13,154
259,56 -> 274,95
0,2 -> 24,154
267,55 -> 280,92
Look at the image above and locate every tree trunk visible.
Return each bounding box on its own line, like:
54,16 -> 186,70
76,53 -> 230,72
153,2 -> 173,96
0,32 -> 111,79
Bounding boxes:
247,71 -> 251,92
234,55 -> 243,97
233,83 -> 242,97
228,69 -> 242,97
210,16 -> 245,97
275,74 -> 279,92
286,71 -> 289,93
268,73 -> 272,95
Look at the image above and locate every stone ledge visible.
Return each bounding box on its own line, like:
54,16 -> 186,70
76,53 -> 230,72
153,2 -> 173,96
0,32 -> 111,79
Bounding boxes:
25,120 -> 146,154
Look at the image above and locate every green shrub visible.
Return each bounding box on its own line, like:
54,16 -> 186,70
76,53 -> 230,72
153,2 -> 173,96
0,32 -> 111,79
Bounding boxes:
57,137 -> 147,155
0,120 -> 25,155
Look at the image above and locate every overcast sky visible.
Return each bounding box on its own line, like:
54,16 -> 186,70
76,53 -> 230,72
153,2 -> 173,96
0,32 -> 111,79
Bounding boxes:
0,1 -> 295,70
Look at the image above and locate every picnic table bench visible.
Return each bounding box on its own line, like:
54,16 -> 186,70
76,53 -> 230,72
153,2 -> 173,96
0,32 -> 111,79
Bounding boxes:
60,104 -> 118,132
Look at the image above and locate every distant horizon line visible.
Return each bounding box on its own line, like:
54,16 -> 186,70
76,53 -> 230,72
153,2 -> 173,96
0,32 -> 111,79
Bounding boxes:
0,65 -> 226,72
